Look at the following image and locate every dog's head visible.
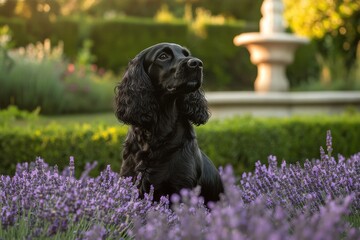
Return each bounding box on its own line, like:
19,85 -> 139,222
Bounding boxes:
115,43 -> 210,129
143,43 -> 203,95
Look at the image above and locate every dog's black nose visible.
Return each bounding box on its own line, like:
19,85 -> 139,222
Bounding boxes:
187,58 -> 203,68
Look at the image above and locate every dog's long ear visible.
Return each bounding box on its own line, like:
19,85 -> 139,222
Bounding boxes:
180,89 -> 210,125
115,54 -> 158,128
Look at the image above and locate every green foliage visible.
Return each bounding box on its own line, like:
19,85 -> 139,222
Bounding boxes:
0,39 -> 117,114
0,40 -> 66,114
284,0 -> 360,85
0,17 -> 27,46
0,105 -> 39,126
194,0 -> 263,21
287,41 -> 320,87
89,17 -> 189,71
284,0 -> 359,39
51,18 -> 81,60
33,0 -> 262,20
1,113 -> 360,176
61,68 -> 116,114
0,25 -> 12,48
75,39 -> 96,65
0,17 -> 81,59
292,79 -> 360,92
155,4 -> 178,23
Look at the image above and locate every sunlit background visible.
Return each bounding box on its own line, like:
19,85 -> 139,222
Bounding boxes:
1,1 -> 359,109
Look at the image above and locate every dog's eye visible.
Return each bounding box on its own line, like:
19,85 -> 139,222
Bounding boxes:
158,53 -> 170,61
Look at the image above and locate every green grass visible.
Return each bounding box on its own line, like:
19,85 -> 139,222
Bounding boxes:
7,112 -> 120,128
0,215 -> 112,240
347,214 -> 360,228
40,112 -> 119,126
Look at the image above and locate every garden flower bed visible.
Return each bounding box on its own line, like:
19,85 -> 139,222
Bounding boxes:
1,131 -> 359,239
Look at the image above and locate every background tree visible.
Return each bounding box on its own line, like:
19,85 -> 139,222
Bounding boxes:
1,0 -> 263,20
0,0 -> 16,18
283,0 -> 360,83
195,0 -> 262,21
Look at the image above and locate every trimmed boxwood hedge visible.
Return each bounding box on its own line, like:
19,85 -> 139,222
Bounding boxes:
1,114 -> 360,176
197,115 -> 360,174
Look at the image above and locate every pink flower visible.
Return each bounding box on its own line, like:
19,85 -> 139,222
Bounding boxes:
67,64 -> 75,73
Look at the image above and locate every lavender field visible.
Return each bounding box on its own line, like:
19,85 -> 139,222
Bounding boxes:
1,131 -> 360,239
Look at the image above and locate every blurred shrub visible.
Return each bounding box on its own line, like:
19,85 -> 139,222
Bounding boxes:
61,64 -> 116,114
287,41 -> 320,88
0,105 -> 39,126
0,17 -> 27,46
50,18 -> 81,60
89,17 -> 190,72
0,39 -> 116,114
0,17 -> 81,59
155,4 -> 178,23
0,40 -> 66,113
1,113 -> 360,176
290,39 -> 360,91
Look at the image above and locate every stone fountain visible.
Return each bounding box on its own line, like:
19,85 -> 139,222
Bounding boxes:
233,0 -> 309,92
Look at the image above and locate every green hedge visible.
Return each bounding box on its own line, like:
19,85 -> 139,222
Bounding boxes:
0,17 -> 81,57
0,17 -> 28,46
50,18 -> 82,59
197,115 -> 360,173
0,124 -> 126,177
1,114 -> 360,176
89,18 -> 189,71
89,18 -> 258,90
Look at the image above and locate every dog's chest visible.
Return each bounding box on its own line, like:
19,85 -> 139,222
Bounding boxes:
127,126 -> 188,165
132,127 -> 151,152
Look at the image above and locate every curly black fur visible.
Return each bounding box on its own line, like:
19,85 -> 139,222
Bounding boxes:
115,43 -> 223,204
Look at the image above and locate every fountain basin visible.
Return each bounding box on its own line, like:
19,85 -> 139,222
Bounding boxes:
234,33 -> 309,64
234,32 -> 309,92
206,91 -> 360,118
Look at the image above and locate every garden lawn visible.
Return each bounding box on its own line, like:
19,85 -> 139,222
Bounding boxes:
29,112 -> 118,126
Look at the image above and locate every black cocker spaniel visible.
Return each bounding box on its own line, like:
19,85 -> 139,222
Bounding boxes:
115,43 -> 224,204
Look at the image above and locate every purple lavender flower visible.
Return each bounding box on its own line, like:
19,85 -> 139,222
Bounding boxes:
326,130 -> 333,156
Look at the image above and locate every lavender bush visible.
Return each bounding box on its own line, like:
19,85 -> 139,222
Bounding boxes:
239,130 -> 360,213
1,131 -> 360,239
0,158 -> 170,239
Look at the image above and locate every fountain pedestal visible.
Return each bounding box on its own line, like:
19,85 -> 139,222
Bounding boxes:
233,0 -> 309,92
